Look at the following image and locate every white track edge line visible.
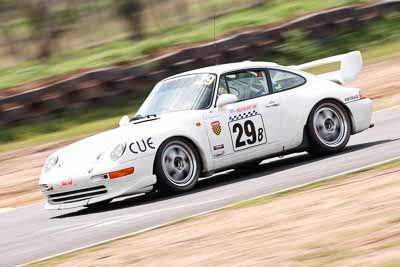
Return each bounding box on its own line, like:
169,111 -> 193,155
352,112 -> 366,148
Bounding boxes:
374,104 -> 400,113
21,155 -> 400,267
0,208 -> 14,214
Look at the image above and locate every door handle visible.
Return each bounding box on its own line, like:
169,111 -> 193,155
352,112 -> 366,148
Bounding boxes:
265,101 -> 280,108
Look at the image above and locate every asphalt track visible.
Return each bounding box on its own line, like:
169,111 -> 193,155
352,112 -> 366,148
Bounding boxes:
1,106 -> 400,266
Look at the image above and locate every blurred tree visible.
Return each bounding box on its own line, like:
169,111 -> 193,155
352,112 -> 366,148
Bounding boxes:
175,0 -> 189,23
117,0 -> 144,40
0,0 -> 20,61
19,0 -> 78,59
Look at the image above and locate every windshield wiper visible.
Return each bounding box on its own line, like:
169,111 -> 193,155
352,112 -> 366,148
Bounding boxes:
130,114 -> 157,121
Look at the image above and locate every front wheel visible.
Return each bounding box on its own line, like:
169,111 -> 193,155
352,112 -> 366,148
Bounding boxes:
307,101 -> 351,155
155,138 -> 201,193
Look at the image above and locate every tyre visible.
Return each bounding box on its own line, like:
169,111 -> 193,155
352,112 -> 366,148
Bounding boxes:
307,101 -> 351,155
155,138 -> 201,193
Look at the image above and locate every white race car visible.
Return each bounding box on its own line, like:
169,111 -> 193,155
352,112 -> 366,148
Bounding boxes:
40,51 -> 373,209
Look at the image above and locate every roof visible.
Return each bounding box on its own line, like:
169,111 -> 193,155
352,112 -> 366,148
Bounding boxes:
169,61 -> 280,78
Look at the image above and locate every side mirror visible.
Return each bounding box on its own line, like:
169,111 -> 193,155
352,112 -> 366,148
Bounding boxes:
119,115 -> 130,127
216,94 -> 238,108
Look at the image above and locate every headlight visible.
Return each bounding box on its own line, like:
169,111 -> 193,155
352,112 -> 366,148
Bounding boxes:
44,155 -> 58,173
110,143 -> 126,161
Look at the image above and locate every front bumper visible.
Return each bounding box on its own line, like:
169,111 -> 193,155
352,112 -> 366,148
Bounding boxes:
40,157 -> 156,210
346,98 -> 373,134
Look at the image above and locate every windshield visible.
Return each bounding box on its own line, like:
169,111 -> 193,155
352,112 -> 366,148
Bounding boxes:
136,73 -> 216,116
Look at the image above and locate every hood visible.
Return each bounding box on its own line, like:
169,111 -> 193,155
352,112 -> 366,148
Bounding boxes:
56,127 -> 128,167
50,109 -> 203,168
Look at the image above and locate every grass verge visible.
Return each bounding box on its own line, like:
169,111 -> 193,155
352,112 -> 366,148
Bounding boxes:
26,158 -> 400,267
0,94 -> 145,153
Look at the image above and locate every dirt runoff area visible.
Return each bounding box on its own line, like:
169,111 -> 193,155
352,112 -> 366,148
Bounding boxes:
0,141 -> 70,208
1,59 -> 400,209
31,161 -> 400,267
353,59 -> 400,110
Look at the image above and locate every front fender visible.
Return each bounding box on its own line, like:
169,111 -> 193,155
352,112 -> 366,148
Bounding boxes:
153,127 -> 214,173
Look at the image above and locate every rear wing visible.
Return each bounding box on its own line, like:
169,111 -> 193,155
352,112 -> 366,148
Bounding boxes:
291,51 -> 363,84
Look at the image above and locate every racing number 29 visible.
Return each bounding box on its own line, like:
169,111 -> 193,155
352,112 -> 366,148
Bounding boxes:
232,120 -> 264,148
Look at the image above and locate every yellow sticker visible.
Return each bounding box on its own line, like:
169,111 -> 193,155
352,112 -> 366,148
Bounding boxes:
205,75 -> 215,85
218,87 -> 227,95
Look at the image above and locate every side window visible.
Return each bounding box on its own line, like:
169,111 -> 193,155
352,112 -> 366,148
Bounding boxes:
223,70 -> 269,101
269,69 -> 306,93
217,76 -> 229,96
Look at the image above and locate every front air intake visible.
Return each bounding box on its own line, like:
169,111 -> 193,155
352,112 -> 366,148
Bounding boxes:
48,185 -> 107,204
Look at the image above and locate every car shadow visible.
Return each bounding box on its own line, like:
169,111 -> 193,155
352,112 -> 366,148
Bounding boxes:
51,138 -> 398,219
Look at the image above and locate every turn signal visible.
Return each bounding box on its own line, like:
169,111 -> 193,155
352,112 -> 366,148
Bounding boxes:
109,167 -> 135,179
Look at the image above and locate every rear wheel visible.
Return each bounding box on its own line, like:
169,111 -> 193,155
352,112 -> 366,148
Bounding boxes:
307,101 -> 351,155
155,138 -> 201,193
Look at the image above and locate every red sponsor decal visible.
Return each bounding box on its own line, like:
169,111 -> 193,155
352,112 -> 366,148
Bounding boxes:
236,104 -> 256,113
61,178 -> 73,187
